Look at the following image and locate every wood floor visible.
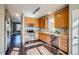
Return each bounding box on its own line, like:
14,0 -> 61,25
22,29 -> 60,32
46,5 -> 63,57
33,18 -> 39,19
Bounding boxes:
5,40 -> 65,55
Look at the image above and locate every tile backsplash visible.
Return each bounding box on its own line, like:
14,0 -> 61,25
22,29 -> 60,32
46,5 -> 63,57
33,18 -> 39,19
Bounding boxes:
39,28 -> 69,34
55,28 -> 69,34
39,28 -> 49,32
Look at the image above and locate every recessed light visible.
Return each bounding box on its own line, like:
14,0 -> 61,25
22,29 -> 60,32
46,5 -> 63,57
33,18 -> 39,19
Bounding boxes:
48,12 -> 52,14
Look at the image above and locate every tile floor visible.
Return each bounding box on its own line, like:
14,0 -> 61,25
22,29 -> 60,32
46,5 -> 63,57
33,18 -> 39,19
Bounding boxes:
6,40 -> 65,55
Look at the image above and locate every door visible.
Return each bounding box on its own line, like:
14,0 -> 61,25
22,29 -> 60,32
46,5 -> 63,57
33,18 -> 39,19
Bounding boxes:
71,9 -> 79,55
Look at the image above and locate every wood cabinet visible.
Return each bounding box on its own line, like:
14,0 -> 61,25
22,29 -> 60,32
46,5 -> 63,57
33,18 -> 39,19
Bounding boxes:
45,17 -> 48,28
39,17 -> 45,28
54,13 -> 61,28
39,16 -> 48,28
59,36 -> 69,53
24,17 -> 39,28
54,6 -> 69,28
38,32 -> 51,45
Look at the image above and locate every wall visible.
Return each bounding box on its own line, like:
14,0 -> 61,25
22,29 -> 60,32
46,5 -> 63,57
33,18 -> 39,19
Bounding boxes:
0,5 -> 5,54
5,8 -> 12,53
69,4 -> 79,55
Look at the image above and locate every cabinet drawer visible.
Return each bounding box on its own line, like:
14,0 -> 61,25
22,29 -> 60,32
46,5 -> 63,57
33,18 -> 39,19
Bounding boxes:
59,45 -> 68,52
59,36 -> 69,53
60,42 -> 67,46
60,39 -> 67,43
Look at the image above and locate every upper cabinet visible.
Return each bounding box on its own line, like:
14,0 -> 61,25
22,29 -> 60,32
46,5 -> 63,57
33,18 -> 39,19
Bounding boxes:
39,16 -> 48,28
54,6 -> 69,28
39,17 -> 44,28
24,17 -> 39,28
54,13 -> 61,28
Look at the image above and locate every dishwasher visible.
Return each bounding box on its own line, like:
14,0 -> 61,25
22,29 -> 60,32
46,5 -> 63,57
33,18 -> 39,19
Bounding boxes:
51,35 -> 59,48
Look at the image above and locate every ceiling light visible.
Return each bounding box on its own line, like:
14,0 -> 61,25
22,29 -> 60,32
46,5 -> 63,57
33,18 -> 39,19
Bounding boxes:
15,13 -> 19,16
48,12 -> 52,14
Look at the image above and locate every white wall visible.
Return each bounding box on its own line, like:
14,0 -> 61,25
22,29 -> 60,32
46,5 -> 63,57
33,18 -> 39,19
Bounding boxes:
69,4 -> 79,55
0,5 -> 5,54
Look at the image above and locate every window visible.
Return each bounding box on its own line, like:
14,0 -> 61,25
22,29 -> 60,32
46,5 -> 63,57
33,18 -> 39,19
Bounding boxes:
48,16 -> 55,32
16,24 -> 21,31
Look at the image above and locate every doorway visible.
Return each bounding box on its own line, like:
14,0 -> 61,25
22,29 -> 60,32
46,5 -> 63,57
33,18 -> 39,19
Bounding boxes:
10,22 -> 22,48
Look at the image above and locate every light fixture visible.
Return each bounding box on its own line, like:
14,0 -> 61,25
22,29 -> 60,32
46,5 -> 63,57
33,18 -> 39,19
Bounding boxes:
48,12 -> 52,14
33,7 -> 40,15
15,13 -> 19,16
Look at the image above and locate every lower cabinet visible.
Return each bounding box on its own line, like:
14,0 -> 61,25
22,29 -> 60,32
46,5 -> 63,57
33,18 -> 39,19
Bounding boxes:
59,36 -> 69,53
38,33 -> 51,45
38,32 -> 69,54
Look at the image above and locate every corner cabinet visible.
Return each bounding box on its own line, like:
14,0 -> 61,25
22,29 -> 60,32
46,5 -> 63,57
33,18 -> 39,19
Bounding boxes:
38,32 -> 51,45
54,6 -> 69,28
39,16 -> 48,28
39,17 -> 45,28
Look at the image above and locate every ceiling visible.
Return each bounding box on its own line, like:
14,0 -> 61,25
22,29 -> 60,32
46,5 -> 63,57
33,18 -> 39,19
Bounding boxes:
6,4 -> 67,21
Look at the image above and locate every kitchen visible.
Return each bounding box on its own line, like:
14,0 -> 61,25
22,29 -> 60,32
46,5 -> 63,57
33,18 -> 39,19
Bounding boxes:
5,4 -> 69,55
0,0 -> 79,59
23,5 -> 69,55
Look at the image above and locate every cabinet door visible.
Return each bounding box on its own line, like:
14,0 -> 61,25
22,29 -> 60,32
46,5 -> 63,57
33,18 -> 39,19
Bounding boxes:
42,18 -> 45,28
39,18 -> 42,28
54,14 -> 61,28
45,17 -> 48,28
39,17 -> 45,28
39,33 -> 41,40
39,16 -> 48,28
45,34 -> 51,45
54,7 -> 69,28
59,36 -> 68,53
60,8 -> 69,28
